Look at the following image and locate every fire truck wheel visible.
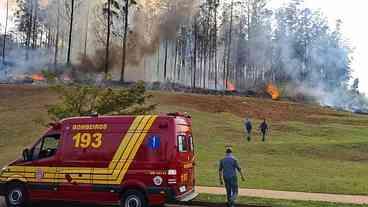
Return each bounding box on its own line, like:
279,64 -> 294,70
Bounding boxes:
121,190 -> 148,207
5,183 -> 29,207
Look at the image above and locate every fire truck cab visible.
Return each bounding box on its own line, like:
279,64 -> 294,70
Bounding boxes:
0,113 -> 197,207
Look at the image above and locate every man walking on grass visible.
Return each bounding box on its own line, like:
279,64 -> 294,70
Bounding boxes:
259,119 -> 269,142
219,148 -> 245,207
244,118 -> 252,142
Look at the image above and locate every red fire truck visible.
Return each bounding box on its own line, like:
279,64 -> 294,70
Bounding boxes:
0,113 -> 197,207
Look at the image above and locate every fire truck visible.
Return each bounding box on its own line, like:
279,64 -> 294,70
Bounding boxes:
0,113 -> 197,207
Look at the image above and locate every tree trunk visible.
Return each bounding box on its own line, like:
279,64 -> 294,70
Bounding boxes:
156,43 -> 160,81
214,3 -> 218,90
67,0 -> 75,65
54,0 -> 60,67
26,0 -> 34,60
84,3 -> 90,58
246,0 -> 251,85
193,19 -> 198,89
174,40 -> 178,81
222,43 -> 227,90
163,39 -> 169,81
1,0 -> 9,65
226,0 -> 234,89
47,26 -> 52,49
199,40 -> 203,88
32,0 -> 38,48
120,0 -> 130,83
181,38 -> 186,81
105,0 -> 112,77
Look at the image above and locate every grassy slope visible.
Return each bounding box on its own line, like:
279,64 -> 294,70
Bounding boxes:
153,92 -> 368,195
0,85 -> 368,195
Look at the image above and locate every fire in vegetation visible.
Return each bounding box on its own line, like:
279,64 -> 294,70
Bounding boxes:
266,83 -> 280,100
227,82 -> 236,92
31,74 -> 46,81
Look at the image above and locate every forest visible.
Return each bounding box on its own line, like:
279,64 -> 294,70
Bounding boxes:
0,0 -> 352,90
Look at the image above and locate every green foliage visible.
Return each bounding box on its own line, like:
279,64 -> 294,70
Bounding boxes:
47,81 -> 156,120
41,69 -> 57,83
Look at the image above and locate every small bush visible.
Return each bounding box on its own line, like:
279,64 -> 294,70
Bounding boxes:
47,81 -> 156,120
41,69 -> 58,83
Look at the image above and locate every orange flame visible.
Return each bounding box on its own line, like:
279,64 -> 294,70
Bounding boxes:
227,82 -> 236,92
32,74 -> 45,81
266,83 -> 280,100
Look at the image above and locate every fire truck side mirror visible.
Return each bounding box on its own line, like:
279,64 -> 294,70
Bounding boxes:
22,148 -> 31,161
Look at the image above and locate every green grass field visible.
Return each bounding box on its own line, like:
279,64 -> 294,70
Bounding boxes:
195,194 -> 368,207
1,85 -> 368,196
166,108 -> 368,195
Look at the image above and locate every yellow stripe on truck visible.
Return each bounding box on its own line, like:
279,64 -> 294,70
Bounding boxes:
92,115 -> 150,179
1,115 -> 158,185
108,115 -> 145,169
110,116 -> 151,178
92,116 -> 157,185
93,116 -> 157,184
116,115 -> 157,184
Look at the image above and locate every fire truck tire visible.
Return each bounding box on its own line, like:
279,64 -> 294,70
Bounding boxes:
121,190 -> 148,207
5,183 -> 29,207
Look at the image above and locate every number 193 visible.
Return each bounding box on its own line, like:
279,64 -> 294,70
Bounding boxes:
73,133 -> 103,149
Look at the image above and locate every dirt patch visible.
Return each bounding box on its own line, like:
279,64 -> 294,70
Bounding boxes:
150,91 -> 360,124
1,84 -> 366,125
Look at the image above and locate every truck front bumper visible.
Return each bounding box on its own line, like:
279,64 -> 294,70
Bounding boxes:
176,189 -> 199,202
147,187 -> 198,203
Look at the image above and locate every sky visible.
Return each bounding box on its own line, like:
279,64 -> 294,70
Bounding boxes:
1,0 -> 368,94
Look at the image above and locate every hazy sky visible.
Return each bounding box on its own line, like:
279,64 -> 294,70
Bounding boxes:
1,0 -> 367,93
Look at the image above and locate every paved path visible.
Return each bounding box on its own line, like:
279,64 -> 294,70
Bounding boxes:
0,197 -> 202,207
2,187 -> 368,206
196,186 -> 368,205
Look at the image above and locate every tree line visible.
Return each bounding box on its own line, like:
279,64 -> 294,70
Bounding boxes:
1,0 -> 353,92
162,0 -> 352,91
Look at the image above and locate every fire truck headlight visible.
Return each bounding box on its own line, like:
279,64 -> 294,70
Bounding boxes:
179,186 -> 187,193
168,169 -> 177,175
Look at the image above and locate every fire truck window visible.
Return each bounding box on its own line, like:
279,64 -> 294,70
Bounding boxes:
178,135 -> 188,152
189,136 -> 194,152
33,135 -> 60,160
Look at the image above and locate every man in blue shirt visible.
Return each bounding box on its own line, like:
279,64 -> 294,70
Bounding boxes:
244,118 -> 252,142
219,148 -> 245,207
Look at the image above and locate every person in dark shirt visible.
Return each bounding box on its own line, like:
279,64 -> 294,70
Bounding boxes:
219,148 -> 245,207
259,119 -> 269,142
244,118 -> 252,142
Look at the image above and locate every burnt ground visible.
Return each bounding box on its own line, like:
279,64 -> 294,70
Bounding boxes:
150,91 -> 368,125
0,83 -> 367,126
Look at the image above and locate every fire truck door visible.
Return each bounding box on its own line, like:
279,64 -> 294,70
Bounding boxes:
23,134 -> 60,199
55,129 -> 93,201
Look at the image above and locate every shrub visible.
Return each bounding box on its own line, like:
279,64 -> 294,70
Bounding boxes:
47,81 -> 156,120
41,69 -> 58,83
